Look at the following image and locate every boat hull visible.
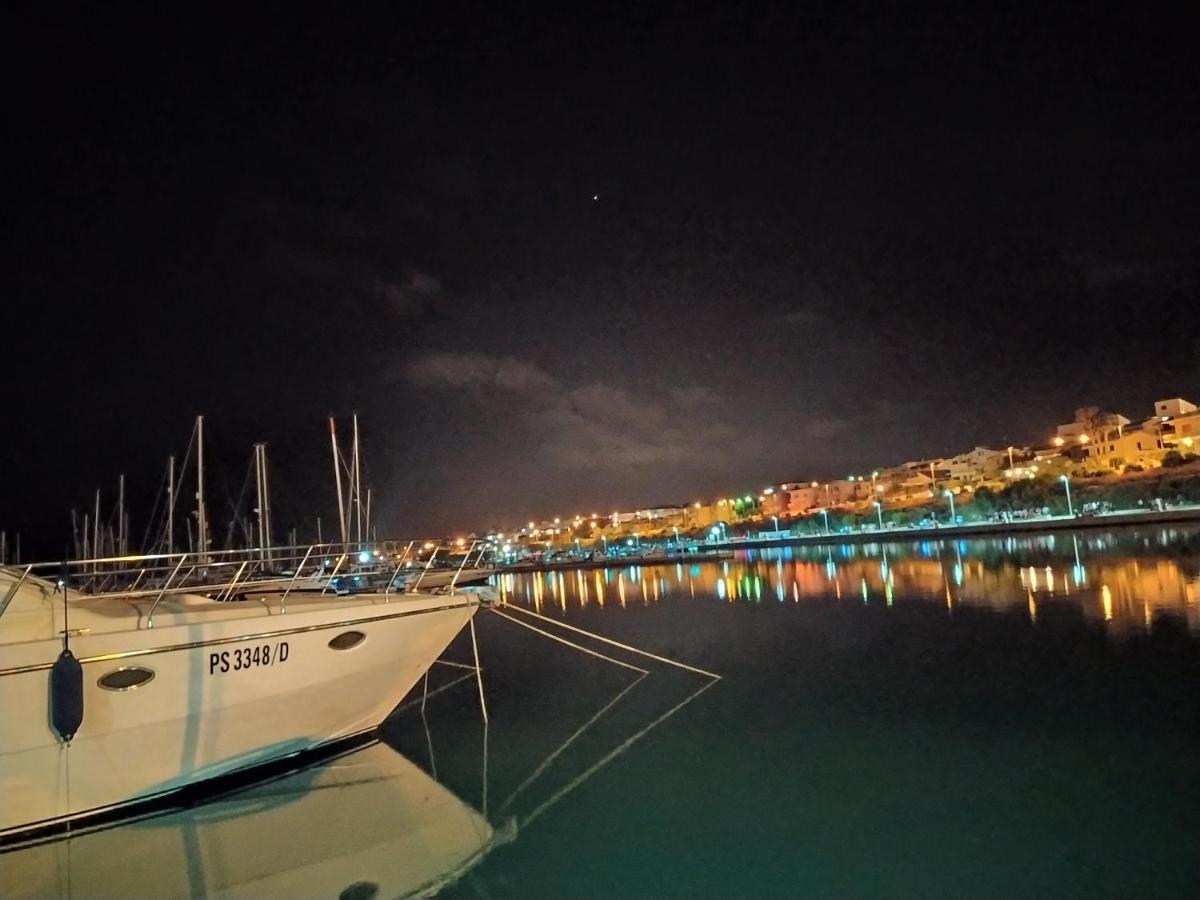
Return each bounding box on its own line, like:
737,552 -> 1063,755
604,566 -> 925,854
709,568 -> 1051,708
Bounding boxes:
0,593 -> 476,839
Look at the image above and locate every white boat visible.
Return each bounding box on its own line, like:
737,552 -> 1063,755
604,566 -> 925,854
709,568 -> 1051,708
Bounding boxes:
1,740 -> 509,898
0,545 -> 491,842
393,566 -> 494,591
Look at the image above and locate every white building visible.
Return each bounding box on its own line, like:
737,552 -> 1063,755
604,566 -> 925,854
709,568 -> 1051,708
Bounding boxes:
942,446 -> 1008,484
1145,397 -> 1199,450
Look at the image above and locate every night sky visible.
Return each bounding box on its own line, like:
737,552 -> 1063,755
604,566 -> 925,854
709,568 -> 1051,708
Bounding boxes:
5,6 -> 1199,553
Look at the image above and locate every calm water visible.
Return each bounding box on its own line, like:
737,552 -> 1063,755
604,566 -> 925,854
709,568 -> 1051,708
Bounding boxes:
5,525 -> 1199,897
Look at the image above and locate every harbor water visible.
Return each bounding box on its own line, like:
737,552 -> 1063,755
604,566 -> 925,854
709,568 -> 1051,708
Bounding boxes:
5,524 -> 1199,897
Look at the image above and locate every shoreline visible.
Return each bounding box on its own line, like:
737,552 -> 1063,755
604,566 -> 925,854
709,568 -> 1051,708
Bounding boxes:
496,507 -> 1200,572
707,505 -> 1200,552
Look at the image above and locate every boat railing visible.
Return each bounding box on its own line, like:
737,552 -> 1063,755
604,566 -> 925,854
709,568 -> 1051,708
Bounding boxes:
0,538 -> 497,625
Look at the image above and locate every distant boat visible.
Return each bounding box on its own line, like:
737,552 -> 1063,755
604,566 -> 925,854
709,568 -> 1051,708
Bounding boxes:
0,543 -> 492,842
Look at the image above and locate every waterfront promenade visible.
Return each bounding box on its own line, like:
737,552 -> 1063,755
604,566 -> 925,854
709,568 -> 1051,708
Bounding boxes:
710,504 -> 1200,552
495,506 -> 1200,573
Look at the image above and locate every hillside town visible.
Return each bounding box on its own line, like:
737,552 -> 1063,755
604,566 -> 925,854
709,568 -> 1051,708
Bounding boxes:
488,395 -> 1200,551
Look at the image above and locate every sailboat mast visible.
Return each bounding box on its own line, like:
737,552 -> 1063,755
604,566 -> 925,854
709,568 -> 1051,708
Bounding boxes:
93,489 -> 100,574
262,443 -> 273,561
330,416 -> 347,547
166,455 -> 176,556
352,413 -> 363,546
254,444 -> 265,557
196,415 -> 208,562
117,474 -> 125,556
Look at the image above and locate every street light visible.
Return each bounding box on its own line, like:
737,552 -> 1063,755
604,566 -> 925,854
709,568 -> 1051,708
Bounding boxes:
943,489 -> 956,523
1060,475 -> 1074,517
771,515 -> 779,533
672,526 -> 680,547
873,500 -> 883,529
818,508 -> 830,535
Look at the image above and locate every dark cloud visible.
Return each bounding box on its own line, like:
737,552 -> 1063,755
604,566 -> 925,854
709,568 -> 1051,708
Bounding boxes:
407,352 -> 745,470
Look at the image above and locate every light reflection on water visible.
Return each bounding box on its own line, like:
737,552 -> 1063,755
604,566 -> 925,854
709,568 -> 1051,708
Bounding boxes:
6,525 -> 1198,898
495,526 -> 1200,633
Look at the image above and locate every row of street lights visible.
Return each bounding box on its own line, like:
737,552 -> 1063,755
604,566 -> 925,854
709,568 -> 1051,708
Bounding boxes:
532,473 -> 1079,555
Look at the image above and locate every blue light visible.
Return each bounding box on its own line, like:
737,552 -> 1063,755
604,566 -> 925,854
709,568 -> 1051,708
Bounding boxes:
358,551 -> 371,563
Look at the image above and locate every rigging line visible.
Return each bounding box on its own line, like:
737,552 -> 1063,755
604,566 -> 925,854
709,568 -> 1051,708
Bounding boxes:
159,423 -> 198,552
226,452 -> 255,544
488,609 -> 650,675
218,445 -> 253,533
499,670 -> 647,812
505,604 -> 722,680
138,462 -> 169,554
519,677 -> 720,831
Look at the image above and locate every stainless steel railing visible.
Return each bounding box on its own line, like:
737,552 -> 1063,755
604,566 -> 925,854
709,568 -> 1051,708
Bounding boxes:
0,538 -> 496,626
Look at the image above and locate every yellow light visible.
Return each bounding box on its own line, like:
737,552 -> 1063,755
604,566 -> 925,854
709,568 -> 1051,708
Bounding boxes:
528,521 -> 535,528
693,501 -> 702,508
1078,434 -> 1089,444
455,537 -> 465,547
554,517 -> 560,524
423,542 -> 434,550
1053,437 -> 1065,447
1183,437 -> 1194,448
810,481 -> 818,488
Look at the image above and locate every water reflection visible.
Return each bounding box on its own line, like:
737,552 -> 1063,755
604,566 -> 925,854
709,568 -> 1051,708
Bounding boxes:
496,526 -> 1200,633
1,742 -> 496,899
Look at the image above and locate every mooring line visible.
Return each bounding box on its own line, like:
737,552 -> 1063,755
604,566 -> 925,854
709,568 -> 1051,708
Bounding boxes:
503,604 -> 722,680
489,609 -> 650,675
431,659 -> 481,672
393,671 -> 476,713
499,670 -> 648,812
519,677 -> 721,830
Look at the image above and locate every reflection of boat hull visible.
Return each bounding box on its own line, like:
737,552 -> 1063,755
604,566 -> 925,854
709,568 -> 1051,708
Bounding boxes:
1,742 -> 497,898
0,589 -> 477,841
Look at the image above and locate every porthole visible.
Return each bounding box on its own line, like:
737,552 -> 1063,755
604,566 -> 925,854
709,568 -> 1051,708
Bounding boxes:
98,667 -> 155,691
328,630 -> 366,650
